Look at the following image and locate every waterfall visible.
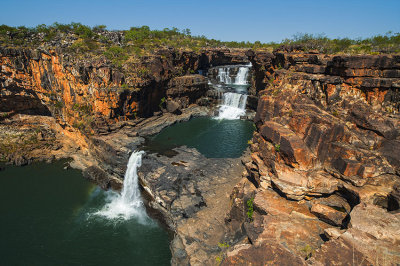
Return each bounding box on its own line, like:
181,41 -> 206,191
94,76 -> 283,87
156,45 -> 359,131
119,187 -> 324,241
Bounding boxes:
217,92 -> 248,120
211,63 -> 251,119
95,150 -> 149,223
215,64 -> 251,85
217,67 -> 233,84
234,67 -> 249,85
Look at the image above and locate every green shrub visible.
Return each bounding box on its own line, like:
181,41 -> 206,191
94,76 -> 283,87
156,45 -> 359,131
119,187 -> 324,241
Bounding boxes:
247,197 -> 254,221
301,244 -> 314,260
71,22 -> 94,39
159,97 -> 166,109
93,25 -> 107,32
218,242 -> 230,248
103,46 -> 128,66
274,144 -> 280,152
137,67 -> 150,77
70,38 -> 99,53
54,101 -> 64,109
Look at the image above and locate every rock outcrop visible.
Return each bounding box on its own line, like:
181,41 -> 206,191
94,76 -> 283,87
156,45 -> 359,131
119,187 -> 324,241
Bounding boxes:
138,147 -> 249,265
166,74 -> 208,110
222,51 -> 400,265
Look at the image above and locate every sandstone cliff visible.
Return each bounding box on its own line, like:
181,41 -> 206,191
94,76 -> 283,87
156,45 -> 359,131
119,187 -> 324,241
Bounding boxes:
0,47 -> 248,165
223,51 -> 400,265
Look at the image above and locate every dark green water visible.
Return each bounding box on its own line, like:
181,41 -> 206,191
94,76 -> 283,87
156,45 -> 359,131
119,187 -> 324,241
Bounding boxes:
144,117 -> 254,158
0,161 -> 171,266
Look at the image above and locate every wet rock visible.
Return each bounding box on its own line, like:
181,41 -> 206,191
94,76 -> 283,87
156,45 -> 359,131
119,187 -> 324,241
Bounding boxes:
12,154 -> 29,166
246,95 -> 258,110
82,165 -> 122,191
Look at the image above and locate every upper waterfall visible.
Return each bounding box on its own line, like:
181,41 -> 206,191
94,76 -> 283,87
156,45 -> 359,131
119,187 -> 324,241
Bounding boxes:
215,64 -> 251,85
217,67 -> 233,84
234,66 -> 250,85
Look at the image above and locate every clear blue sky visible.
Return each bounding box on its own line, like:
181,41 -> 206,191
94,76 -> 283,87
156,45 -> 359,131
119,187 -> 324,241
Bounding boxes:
1,0 -> 399,43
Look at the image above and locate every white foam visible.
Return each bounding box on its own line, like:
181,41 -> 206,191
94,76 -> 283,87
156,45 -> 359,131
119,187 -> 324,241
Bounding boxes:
94,151 -> 150,224
216,92 -> 248,120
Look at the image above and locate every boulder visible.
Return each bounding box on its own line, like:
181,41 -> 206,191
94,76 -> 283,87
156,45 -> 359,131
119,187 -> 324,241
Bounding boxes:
166,99 -> 181,114
310,203 -> 347,226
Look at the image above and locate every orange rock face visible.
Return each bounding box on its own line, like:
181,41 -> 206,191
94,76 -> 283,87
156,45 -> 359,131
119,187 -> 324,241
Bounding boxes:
0,48 -> 139,133
224,51 -> 400,265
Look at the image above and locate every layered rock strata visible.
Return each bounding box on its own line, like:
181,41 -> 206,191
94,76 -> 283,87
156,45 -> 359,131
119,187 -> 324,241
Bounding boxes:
0,47 -> 248,166
221,51 -> 400,265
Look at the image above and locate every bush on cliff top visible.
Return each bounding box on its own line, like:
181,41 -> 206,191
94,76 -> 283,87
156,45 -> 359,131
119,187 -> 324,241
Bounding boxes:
0,23 -> 399,55
279,32 -> 400,54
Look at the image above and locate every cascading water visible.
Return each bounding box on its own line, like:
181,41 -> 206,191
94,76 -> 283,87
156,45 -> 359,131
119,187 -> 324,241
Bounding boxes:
234,66 -> 250,85
213,63 -> 251,119
217,92 -> 248,120
95,150 -> 149,223
215,64 -> 251,85
217,67 -> 233,84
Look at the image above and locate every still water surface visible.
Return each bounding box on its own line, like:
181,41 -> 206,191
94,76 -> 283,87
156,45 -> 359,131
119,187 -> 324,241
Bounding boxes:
0,161 -> 171,266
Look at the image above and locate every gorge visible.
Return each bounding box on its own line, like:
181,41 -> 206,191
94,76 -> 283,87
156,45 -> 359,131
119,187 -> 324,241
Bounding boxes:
1,29 -> 400,265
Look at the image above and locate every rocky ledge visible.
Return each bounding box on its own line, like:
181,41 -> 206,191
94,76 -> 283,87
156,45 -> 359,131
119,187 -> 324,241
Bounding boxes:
138,147 -> 250,265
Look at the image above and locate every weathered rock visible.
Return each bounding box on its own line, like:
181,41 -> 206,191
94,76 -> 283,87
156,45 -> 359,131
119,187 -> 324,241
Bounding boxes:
2,44 -> 400,265
222,241 -> 306,266
224,51 -> 400,265
310,203 -> 347,226
310,204 -> 400,265
350,203 -> 400,242
139,146 -> 249,265
166,75 -> 208,109
82,165 -> 122,190
323,227 -> 344,240
165,99 -> 181,114
11,154 -> 29,166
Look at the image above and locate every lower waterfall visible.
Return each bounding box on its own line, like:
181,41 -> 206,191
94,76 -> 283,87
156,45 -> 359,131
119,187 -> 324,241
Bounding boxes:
95,150 -> 149,223
217,92 -> 247,120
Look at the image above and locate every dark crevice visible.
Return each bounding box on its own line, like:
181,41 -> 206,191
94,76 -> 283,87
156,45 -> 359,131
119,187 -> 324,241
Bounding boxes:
354,124 -> 385,138
341,214 -> 352,229
269,181 -> 297,202
337,186 -> 360,209
319,233 -> 329,242
388,194 -> 400,211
